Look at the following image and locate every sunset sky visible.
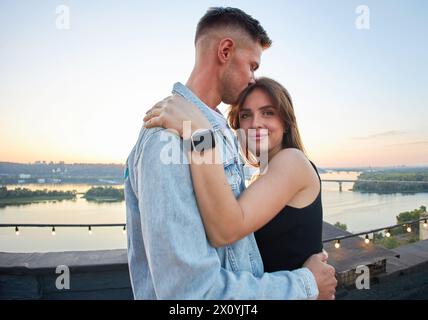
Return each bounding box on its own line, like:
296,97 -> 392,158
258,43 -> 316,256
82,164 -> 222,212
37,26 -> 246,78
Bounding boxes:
1,0 -> 427,167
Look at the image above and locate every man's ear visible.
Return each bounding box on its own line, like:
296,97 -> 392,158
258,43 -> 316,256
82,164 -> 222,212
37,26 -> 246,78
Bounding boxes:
217,38 -> 235,64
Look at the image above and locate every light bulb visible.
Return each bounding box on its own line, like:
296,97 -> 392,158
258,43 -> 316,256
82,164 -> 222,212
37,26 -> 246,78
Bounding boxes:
88,226 -> 93,235
15,226 -> 20,236
385,229 -> 391,238
406,226 -> 412,233
334,240 -> 340,249
364,234 -> 370,244
423,220 -> 427,228
122,225 -> 126,234
51,226 -> 56,236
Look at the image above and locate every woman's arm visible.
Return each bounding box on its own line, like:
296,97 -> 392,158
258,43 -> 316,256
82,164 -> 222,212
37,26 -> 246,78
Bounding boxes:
188,147 -> 310,247
143,96 -> 311,247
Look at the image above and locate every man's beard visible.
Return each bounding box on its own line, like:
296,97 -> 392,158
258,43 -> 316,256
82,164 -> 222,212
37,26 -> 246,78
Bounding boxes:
220,68 -> 242,105
222,91 -> 238,105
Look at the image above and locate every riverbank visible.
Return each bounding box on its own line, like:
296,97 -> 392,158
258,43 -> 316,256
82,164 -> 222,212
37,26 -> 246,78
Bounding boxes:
352,169 -> 428,194
0,186 -> 77,207
0,195 -> 76,207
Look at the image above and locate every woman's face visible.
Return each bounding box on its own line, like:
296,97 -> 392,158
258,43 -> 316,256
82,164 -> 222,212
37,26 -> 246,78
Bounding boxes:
238,88 -> 285,159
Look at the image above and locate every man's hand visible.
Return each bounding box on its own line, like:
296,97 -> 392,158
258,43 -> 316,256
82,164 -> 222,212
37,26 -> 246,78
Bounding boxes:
303,251 -> 337,300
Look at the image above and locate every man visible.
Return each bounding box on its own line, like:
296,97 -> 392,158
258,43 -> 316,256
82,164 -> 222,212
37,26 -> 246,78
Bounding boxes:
125,7 -> 337,299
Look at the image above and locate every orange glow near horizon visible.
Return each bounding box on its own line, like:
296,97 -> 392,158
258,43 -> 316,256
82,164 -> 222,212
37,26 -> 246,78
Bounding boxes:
1,2 -> 427,169
1,137 -> 427,168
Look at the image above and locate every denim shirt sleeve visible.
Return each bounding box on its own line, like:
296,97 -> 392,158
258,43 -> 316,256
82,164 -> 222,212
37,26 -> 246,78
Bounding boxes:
132,129 -> 319,299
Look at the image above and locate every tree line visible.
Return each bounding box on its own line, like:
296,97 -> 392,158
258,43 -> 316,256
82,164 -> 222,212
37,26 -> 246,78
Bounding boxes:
352,170 -> 428,193
0,186 -> 76,199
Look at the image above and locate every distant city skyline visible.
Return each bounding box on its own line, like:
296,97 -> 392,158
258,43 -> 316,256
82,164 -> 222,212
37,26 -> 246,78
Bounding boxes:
2,159 -> 428,169
1,0 -> 427,167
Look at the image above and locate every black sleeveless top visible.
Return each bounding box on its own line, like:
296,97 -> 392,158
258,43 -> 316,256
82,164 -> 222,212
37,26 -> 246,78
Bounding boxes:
254,161 -> 323,272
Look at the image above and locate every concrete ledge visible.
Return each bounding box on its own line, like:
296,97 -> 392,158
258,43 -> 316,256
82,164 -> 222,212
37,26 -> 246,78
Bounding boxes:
0,249 -> 128,273
0,250 -> 133,300
336,240 -> 428,299
337,260 -> 428,299
2,239 -> 428,299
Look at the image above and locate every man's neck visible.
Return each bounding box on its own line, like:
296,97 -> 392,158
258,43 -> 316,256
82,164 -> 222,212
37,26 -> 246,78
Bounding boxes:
186,69 -> 222,110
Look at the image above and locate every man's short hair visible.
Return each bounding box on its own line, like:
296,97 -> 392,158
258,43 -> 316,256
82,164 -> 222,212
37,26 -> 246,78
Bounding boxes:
195,7 -> 272,49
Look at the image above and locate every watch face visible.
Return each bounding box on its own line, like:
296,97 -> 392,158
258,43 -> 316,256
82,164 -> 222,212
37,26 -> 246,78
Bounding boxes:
192,130 -> 215,152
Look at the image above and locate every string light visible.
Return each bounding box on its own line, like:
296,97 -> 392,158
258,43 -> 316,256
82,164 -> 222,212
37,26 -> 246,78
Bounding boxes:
2,224 -> 128,237
334,240 -> 340,249
4,225 -> 128,235
364,234 -> 370,244
8,215 -> 425,244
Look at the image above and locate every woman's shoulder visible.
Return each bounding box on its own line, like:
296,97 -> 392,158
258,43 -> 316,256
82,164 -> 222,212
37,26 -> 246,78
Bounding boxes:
271,148 -> 308,166
269,148 -> 315,178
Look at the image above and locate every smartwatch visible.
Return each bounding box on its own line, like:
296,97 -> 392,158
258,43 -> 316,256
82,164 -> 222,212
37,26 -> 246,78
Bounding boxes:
190,129 -> 216,152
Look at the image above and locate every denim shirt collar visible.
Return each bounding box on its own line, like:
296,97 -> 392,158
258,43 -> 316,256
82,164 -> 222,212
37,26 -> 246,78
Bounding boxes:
172,82 -> 222,131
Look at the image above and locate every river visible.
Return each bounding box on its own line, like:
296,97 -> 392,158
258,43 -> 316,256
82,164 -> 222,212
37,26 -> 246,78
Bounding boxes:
0,174 -> 427,252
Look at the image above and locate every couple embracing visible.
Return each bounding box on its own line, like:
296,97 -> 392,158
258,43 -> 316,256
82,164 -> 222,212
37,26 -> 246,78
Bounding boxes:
125,7 -> 337,300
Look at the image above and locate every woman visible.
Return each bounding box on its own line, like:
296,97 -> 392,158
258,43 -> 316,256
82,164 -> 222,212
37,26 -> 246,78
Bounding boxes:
144,77 -> 323,272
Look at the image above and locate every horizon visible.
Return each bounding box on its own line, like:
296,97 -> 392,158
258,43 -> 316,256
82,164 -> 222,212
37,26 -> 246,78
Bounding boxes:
1,159 -> 428,170
1,1 -> 427,167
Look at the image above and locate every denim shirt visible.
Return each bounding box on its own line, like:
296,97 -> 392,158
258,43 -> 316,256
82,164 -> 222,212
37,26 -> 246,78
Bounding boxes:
124,82 -> 319,299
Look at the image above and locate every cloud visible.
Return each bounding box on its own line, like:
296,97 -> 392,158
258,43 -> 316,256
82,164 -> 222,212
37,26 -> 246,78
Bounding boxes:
352,131 -> 406,140
389,140 -> 428,146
